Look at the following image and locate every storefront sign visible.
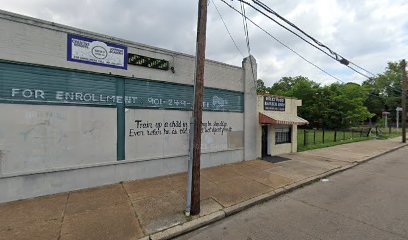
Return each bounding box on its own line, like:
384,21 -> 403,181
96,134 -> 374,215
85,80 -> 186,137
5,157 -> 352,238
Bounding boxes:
264,96 -> 285,111
67,34 -> 127,69
0,61 -> 243,112
128,53 -> 169,70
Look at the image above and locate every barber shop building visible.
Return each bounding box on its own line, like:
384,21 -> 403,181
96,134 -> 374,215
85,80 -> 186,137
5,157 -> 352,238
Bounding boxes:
257,95 -> 308,157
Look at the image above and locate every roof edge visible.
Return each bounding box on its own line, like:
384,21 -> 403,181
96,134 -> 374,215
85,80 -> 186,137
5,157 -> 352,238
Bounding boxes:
0,9 -> 242,70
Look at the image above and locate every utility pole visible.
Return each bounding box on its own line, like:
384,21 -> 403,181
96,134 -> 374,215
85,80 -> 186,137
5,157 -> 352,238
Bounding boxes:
187,0 -> 208,216
401,59 -> 407,143
396,107 -> 402,129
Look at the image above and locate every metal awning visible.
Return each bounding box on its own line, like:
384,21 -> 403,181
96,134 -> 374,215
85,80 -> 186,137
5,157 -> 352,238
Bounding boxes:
259,112 -> 309,125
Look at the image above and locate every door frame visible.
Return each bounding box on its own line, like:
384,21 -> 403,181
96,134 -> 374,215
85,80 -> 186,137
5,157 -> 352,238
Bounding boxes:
261,125 -> 269,157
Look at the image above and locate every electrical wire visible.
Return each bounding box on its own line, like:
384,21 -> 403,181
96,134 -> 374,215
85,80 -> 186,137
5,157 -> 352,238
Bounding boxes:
349,62 -> 377,77
244,0 -> 401,92
220,0 -> 343,83
238,0 -> 380,82
238,0 -> 340,63
252,0 -> 346,61
239,1 -> 257,85
249,0 -> 381,79
241,2 -> 251,56
254,0 -> 378,81
347,65 -> 373,79
210,0 -> 244,57
220,0 -> 392,100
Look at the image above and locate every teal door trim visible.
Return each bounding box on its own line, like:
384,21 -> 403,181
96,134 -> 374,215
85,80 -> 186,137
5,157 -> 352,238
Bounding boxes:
116,78 -> 125,160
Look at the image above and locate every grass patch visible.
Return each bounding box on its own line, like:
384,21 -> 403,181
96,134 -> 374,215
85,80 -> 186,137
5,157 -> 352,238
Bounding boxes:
298,136 -> 371,152
297,128 -> 402,152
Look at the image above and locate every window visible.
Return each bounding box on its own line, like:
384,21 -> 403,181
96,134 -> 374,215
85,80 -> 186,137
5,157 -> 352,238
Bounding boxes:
275,127 -> 291,144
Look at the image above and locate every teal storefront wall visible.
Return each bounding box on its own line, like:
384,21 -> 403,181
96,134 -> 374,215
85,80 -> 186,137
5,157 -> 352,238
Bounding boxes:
0,60 -> 244,160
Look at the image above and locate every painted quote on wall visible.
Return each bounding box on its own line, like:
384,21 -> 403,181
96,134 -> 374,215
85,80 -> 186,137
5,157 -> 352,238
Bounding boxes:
128,119 -> 233,137
124,109 -> 243,160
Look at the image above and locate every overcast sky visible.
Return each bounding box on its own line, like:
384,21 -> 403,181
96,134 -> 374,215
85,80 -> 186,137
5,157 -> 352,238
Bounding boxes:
1,0 -> 408,86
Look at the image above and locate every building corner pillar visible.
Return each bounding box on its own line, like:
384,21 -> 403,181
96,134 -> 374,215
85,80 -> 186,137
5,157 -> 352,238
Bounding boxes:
243,55 -> 258,160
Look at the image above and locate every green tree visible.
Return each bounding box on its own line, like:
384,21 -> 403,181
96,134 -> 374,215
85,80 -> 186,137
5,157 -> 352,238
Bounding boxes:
323,83 -> 374,129
267,76 -> 373,129
256,79 -> 268,94
363,61 -> 405,125
269,76 -> 307,96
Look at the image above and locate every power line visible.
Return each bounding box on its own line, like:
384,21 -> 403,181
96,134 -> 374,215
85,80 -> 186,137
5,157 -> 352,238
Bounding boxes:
244,0 -> 401,93
220,0 -> 392,101
210,0 -> 244,57
349,62 -> 377,77
238,0 -> 340,63
220,0 -> 343,83
215,0 -> 378,87
252,0 -> 347,62
239,1 -> 257,85
240,2 -> 251,55
248,0 -> 381,79
347,65 -> 373,79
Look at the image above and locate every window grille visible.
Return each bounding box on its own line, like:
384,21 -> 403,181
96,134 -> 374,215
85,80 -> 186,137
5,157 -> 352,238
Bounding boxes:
276,127 -> 291,144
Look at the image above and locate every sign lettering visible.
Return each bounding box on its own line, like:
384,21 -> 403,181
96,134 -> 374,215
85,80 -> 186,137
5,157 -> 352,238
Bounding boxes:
264,96 -> 285,111
67,34 -> 127,69
0,61 -> 244,112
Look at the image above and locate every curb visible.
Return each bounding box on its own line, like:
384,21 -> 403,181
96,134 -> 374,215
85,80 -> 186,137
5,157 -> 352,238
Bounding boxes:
142,143 -> 407,240
223,190 -> 277,217
355,144 -> 408,164
149,211 -> 225,240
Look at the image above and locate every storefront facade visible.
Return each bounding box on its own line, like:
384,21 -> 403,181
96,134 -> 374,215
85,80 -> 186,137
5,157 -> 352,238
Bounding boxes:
0,10 -> 257,203
256,95 -> 308,157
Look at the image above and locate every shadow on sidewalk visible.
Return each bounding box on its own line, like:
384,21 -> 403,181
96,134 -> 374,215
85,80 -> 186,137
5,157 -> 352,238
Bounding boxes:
262,155 -> 292,164
0,138 -> 406,240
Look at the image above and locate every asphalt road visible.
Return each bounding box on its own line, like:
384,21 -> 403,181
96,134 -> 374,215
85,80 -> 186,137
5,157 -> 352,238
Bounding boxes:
176,146 -> 408,240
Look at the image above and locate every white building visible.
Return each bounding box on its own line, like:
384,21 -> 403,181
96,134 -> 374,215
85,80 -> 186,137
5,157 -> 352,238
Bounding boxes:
0,10 -> 257,203
256,95 -> 308,157
0,10 -> 309,203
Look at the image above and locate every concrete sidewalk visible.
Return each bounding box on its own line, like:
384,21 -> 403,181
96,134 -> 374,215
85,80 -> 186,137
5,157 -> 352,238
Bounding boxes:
0,138 -> 406,240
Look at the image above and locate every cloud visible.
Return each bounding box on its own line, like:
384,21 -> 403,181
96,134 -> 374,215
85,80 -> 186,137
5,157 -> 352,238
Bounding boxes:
1,0 -> 407,87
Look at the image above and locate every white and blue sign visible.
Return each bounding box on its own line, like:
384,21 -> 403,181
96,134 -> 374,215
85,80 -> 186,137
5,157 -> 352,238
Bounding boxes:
264,96 -> 285,111
67,34 -> 127,69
